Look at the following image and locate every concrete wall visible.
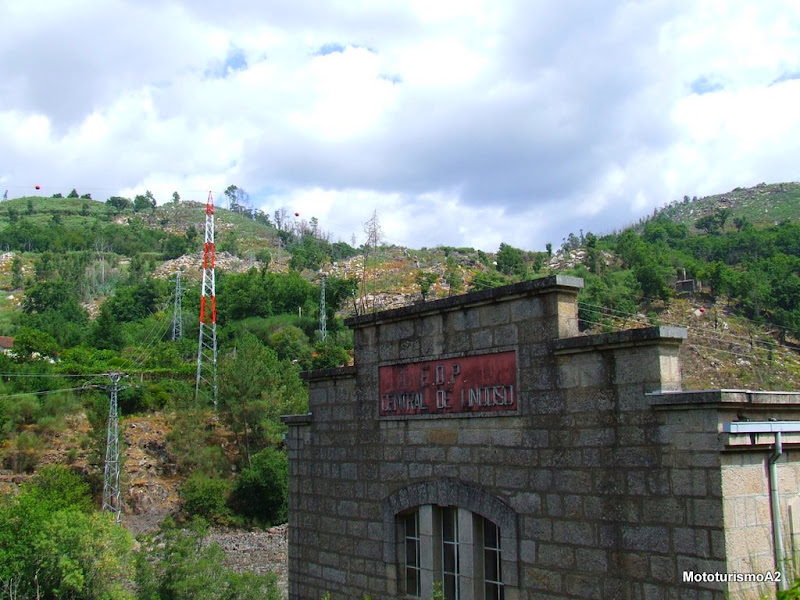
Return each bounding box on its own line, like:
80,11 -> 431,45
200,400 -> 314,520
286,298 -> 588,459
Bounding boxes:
283,276 -> 800,600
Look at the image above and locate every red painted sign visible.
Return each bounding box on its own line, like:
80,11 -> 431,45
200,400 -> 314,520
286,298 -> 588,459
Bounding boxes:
378,351 -> 517,417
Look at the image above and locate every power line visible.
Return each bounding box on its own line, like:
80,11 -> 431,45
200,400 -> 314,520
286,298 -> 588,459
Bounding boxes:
635,293 -> 800,339
575,302 -> 799,365
0,385 -> 96,400
0,372 -> 109,378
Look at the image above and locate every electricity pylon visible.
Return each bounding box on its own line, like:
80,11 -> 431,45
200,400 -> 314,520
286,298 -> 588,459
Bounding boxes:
319,276 -> 327,342
102,372 -> 123,522
195,192 -> 218,408
171,269 -> 183,340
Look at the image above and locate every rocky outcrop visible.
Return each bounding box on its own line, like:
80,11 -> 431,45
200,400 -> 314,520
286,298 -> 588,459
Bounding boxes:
207,525 -> 288,595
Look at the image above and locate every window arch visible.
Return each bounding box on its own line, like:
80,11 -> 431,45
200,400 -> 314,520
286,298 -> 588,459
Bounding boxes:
383,479 -> 519,598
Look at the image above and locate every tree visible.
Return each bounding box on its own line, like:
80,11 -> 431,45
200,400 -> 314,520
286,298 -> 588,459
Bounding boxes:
133,190 -> 156,213
219,333 -> 280,465
133,195 -> 151,212
20,280 -> 88,348
12,327 -> 59,360
585,232 -> 601,274
10,255 -> 22,288
219,331 -> 307,458
34,510 -> 134,599
496,243 -> 527,278
359,210 -> 383,313
733,216 -> 751,232
106,196 -> 132,212
91,303 -> 125,350
67,189 -> 79,198
186,225 -> 198,247
312,339 -> 350,369
267,324 -> 313,367
444,256 -> 463,295
230,447 -> 288,524
224,185 -> 239,209
225,185 -> 251,214
416,271 -> 438,300
0,466 -> 116,598
179,472 -> 232,523
470,269 -> 509,291
695,208 -> 730,235
172,191 -> 181,204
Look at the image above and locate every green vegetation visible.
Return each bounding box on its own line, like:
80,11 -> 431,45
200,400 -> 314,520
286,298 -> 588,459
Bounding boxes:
0,466 -> 133,599
136,520 -> 281,600
0,185 -> 799,595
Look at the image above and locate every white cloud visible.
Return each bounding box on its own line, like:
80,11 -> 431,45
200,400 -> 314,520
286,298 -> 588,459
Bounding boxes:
1,0 -> 799,252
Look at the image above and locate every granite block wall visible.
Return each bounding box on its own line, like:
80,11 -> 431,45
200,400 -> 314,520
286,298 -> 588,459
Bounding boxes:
283,276 -> 800,600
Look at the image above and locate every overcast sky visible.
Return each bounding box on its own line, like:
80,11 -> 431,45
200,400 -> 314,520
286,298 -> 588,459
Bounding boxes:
1,1 -> 799,252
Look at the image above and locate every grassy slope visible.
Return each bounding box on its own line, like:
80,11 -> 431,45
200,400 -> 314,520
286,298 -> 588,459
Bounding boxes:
654,182 -> 800,231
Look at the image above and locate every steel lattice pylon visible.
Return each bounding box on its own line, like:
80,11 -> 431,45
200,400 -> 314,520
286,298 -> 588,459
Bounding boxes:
319,275 -> 327,342
172,269 -> 183,340
195,192 -> 218,408
102,372 -> 122,522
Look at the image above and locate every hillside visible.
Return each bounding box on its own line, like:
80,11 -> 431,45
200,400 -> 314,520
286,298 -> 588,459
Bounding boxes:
0,185 -> 799,599
652,181 -> 800,231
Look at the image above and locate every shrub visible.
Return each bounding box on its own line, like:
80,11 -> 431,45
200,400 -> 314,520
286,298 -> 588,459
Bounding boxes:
136,521 -> 281,600
180,472 -> 232,524
5,431 -> 44,473
312,340 -> 350,370
230,447 -> 287,525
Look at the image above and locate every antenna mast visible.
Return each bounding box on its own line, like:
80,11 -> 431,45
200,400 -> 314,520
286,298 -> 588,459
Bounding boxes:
172,269 -> 183,340
195,192 -> 218,408
102,372 -> 122,522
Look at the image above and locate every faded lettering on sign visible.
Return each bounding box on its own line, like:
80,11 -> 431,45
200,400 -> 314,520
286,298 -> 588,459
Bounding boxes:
379,351 -> 517,417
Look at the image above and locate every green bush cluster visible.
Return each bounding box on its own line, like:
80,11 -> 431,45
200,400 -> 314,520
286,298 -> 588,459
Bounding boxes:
0,466 -> 282,600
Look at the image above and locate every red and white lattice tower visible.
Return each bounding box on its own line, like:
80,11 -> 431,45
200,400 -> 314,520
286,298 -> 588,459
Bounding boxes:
195,191 -> 218,408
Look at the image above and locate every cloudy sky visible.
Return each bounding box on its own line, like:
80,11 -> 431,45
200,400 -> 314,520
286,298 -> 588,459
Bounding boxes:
1,1 -> 799,252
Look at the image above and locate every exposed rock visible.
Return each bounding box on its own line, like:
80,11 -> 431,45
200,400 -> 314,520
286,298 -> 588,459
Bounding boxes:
207,525 -> 288,598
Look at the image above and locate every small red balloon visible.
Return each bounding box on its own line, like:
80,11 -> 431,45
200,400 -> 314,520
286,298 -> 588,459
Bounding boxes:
35,185 -> 40,190
295,212 -> 299,217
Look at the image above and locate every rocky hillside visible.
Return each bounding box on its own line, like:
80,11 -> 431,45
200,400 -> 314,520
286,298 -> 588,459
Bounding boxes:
652,182 -> 800,231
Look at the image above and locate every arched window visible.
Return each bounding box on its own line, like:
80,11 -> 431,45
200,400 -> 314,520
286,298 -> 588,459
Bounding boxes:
384,479 -> 519,599
398,506 -> 505,600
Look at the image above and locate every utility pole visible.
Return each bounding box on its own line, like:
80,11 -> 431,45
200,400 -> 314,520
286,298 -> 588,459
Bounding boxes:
102,372 -> 122,522
195,192 -> 218,408
319,276 -> 327,342
172,269 -> 183,340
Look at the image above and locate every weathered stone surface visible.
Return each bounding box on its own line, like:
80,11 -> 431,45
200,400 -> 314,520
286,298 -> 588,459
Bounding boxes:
284,276 -> 800,600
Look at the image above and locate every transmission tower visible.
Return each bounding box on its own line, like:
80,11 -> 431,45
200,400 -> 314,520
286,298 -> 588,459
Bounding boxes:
195,192 -> 218,408
319,276 -> 327,342
102,372 -> 122,522
171,269 -> 183,340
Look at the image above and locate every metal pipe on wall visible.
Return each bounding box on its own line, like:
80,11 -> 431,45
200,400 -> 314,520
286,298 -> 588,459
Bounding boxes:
769,431 -> 787,591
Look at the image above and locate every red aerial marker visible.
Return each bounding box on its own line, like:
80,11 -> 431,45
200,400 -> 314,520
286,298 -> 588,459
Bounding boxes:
35,185 -> 41,190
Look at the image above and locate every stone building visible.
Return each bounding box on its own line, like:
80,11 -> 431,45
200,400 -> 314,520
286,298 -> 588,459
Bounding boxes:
282,275 -> 800,599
